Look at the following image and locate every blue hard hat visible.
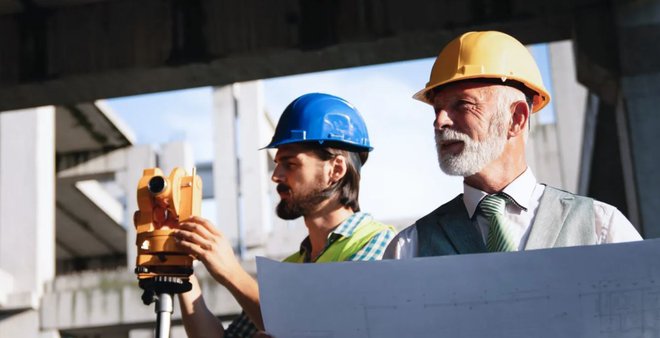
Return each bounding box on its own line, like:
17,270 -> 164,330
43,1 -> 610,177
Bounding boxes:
264,93 -> 372,152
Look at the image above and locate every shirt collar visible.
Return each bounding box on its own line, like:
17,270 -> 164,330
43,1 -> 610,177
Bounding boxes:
298,212 -> 371,258
463,168 -> 537,218
333,211 -> 370,237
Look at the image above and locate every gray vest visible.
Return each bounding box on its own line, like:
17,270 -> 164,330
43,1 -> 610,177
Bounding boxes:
417,186 -> 596,257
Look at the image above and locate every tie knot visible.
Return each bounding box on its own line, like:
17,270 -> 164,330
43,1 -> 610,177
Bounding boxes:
479,194 -> 507,217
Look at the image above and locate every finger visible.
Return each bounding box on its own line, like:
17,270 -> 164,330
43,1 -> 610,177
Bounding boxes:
178,220 -> 215,240
173,232 -> 217,261
174,236 -> 206,258
173,229 -> 215,253
184,216 -> 221,236
188,216 -> 221,236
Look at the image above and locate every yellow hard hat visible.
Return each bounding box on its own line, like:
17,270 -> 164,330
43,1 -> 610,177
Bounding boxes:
413,31 -> 551,113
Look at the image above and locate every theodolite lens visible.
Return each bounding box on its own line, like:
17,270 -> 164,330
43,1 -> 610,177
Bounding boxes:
148,176 -> 167,194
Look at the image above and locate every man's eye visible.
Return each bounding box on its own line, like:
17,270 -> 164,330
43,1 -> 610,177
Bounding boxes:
455,100 -> 473,109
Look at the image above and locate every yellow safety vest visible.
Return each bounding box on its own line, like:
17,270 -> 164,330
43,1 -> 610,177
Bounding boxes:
283,218 -> 392,263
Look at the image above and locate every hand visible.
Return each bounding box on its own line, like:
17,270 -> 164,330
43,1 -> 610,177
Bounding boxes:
174,216 -> 242,285
175,216 -> 263,330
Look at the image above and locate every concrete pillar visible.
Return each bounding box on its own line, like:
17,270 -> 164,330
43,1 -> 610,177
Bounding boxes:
0,107 -> 55,333
548,40 -> 588,193
212,85 -> 240,249
617,76 -> 660,236
235,81 -> 272,250
120,145 -> 156,269
574,0 -> 660,237
160,141 -> 195,175
212,81 -> 274,256
527,121 -> 562,189
616,0 -> 660,236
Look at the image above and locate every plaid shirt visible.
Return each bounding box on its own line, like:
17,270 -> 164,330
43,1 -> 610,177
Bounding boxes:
224,212 -> 394,337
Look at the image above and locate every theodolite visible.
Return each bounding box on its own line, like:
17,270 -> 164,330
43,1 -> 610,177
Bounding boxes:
134,167 -> 202,338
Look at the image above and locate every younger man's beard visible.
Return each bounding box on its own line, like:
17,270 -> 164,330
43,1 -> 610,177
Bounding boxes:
276,183 -> 333,220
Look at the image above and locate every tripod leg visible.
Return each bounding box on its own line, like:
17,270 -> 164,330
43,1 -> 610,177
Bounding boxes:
155,293 -> 174,338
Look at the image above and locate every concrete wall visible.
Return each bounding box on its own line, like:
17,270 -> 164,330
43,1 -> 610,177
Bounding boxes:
40,267 -> 243,336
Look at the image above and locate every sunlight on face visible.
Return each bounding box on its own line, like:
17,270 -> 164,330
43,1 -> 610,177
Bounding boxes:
272,144 -> 332,219
434,86 -> 514,176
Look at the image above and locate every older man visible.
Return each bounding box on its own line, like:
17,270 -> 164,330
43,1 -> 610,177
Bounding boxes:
174,93 -> 395,337
385,31 -> 641,259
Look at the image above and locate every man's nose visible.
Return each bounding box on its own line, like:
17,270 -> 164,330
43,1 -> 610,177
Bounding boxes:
271,165 -> 283,183
434,109 -> 453,130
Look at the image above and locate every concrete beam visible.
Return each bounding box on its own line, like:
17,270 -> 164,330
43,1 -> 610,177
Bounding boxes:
54,148 -> 133,268
55,101 -> 134,155
57,147 -> 130,178
0,0 -> 600,111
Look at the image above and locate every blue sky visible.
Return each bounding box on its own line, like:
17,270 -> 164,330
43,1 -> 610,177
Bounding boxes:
106,45 -> 554,222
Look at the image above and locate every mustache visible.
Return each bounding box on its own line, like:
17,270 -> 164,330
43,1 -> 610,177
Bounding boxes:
435,129 -> 470,143
276,184 -> 291,193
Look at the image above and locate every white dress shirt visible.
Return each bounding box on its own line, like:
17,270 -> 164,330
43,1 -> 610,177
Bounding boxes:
384,168 -> 642,259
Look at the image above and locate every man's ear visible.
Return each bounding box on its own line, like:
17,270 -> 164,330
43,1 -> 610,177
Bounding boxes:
508,100 -> 530,138
328,155 -> 348,184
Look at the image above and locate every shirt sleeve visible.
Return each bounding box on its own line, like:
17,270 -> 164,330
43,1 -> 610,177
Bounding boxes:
383,224 -> 418,259
224,311 -> 258,338
593,200 -> 643,244
348,227 -> 396,261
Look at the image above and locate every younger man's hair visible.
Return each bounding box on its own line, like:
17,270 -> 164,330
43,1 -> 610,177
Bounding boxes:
305,143 -> 368,212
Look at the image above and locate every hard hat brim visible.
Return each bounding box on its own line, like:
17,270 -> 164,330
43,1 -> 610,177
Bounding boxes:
261,139 -> 373,152
412,75 -> 550,113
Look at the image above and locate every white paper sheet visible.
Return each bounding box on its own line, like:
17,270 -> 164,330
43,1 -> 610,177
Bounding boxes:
257,239 -> 660,338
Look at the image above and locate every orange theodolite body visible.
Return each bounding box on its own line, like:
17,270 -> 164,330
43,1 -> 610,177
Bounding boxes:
134,167 -> 202,280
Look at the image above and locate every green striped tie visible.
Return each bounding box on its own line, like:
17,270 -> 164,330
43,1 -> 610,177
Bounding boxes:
479,194 -> 516,252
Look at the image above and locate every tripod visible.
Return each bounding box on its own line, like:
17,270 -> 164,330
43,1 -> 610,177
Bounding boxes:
139,276 -> 192,338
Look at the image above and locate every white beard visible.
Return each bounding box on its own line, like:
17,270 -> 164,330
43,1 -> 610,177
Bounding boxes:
435,127 -> 507,177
